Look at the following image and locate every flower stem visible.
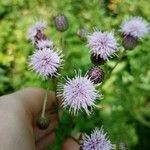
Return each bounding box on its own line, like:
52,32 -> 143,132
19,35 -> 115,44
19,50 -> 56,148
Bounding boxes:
60,32 -> 65,50
51,77 -> 57,91
70,136 -> 80,145
41,90 -> 48,118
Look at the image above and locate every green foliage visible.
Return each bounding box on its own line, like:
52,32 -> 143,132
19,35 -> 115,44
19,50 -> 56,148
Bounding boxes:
0,0 -> 150,149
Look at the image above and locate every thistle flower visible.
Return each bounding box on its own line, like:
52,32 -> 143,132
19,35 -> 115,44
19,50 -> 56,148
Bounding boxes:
87,31 -> 118,60
120,17 -> 149,39
28,21 -> 47,43
120,17 -> 149,49
29,48 -> 62,78
57,74 -> 100,115
87,66 -> 104,84
55,15 -> 69,32
80,128 -> 115,150
37,39 -> 53,50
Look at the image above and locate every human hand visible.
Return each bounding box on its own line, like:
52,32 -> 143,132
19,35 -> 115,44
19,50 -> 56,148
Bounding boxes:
0,88 -> 79,150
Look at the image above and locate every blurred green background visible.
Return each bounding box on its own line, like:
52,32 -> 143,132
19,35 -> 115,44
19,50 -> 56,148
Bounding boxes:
0,0 -> 150,149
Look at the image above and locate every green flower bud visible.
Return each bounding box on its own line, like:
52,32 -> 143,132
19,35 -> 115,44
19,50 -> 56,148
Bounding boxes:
37,116 -> 50,130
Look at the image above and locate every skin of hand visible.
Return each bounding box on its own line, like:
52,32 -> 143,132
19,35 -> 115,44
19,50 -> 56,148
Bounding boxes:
0,88 -> 79,150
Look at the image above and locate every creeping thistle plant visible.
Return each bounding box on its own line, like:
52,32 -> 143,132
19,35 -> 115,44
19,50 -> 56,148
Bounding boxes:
28,15 -> 149,149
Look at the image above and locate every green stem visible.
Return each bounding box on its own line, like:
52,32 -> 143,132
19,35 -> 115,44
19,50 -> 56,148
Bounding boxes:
60,32 -> 65,50
41,91 -> 48,118
51,78 -> 57,91
70,136 -> 80,145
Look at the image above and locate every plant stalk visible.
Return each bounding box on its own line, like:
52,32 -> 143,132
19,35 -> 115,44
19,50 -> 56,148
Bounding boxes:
41,91 -> 48,117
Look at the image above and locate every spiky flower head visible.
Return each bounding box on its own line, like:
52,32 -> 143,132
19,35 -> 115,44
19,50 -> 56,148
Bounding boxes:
81,127 -> 115,150
28,21 -> 47,43
29,48 -> 63,78
87,31 -> 118,60
37,39 -> 53,50
57,74 -> 100,115
120,17 -> 149,39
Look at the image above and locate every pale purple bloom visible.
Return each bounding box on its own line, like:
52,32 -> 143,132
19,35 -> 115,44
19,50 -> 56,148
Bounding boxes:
29,48 -> 62,78
28,21 -> 47,43
87,31 -> 118,60
57,74 -> 100,115
37,39 -> 53,50
81,128 -> 115,150
120,17 -> 149,38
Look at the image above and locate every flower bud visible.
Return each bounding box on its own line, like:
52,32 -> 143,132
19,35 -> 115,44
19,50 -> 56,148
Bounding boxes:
77,28 -> 87,40
55,15 -> 68,32
35,30 -> 47,43
36,116 -> 50,130
123,34 -> 137,50
87,66 -> 104,84
90,54 -> 106,65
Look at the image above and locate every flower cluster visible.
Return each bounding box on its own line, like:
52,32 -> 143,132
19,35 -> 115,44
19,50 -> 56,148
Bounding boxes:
27,15 -> 149,146
80,127 -> 115,150
28,21 -> 63,78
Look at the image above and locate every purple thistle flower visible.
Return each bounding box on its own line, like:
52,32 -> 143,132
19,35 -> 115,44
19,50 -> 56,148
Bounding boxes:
120,17 -> 149,39
87,31 -> 118,60
28,21 -> 47,43
37,39 -> 53,50
29,48 -> 63,78
81,127 -> 115,150
57,74 -> 100,115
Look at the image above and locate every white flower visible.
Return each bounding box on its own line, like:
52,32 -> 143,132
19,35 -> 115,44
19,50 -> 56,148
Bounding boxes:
57,74 -> 100,115
87,31 -> 118,60
29,48 -> 63,78
120,17 -> 149,38
81,127 -> 115,150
